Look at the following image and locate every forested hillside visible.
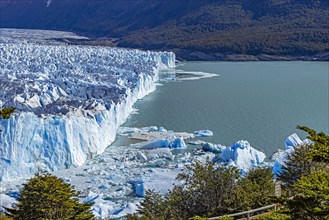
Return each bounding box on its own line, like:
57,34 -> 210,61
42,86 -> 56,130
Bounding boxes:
1,0 -> 328,60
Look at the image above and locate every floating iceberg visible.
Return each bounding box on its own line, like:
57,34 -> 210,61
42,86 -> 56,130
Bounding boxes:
201,142 -> 226,154
284,133 -> 303,149
194,129 -> 213,137
218,140 -> 266,172
0,36 -> 175,182
133,137 -> 187,149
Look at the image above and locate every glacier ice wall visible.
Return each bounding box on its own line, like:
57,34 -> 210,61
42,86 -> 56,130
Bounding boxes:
0,41 -> 175,182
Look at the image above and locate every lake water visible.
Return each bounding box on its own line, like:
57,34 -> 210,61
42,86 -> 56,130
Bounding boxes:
116,62 -> 328,157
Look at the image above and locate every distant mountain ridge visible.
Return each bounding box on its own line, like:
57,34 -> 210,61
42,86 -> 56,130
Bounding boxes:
1,0 -> 329,60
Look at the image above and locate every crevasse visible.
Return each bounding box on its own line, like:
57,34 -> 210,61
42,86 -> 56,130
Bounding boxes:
0,43 -> 175,182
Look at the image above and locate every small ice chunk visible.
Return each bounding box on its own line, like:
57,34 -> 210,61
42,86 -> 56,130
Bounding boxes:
285,133 -> 303,149
129,179 -> 145,197
0,194 -> 16,211
99,184 -> 110,190
112,203 -> 138,217
147,153 -> 159,160
170,138 -> 187,149
194,130 -> 213,137
303,138 -> 313,145
201,142 -> 226,154
141,126 -> 158,132
189,140 -> 206,145
136,152 -> 148,162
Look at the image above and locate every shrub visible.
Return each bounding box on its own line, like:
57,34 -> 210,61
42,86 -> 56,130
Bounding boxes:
5,173 -> 94,220
280,169 -> 329,219
0,108 -> 15,119
257,212 -> 290,220
233,167 -> 275,211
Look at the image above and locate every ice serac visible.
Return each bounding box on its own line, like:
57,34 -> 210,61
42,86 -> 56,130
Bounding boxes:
284,133 -> 303,150
219,140 -> 266,172
0,40 -> 175,182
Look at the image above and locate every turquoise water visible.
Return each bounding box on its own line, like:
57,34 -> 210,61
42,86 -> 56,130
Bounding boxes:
117,62 -> 328,157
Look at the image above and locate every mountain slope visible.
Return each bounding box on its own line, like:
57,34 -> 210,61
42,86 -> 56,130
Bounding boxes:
1,0 -> 328,60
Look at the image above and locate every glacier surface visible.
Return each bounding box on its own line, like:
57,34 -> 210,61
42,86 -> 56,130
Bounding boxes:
0,34 -> 175,182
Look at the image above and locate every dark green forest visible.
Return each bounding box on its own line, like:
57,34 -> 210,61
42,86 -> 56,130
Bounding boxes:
1,0 -> 328,60
119,1 -> 329,60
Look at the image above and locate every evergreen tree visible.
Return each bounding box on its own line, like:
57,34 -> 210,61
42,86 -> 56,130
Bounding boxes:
168,159 -> 240,218
281,169 -> 329,219
136,189 -> 169,220
297,125 -> 329,163
233,167 -> 275,211
5,173 -> 94,220
278,144 -> 321,188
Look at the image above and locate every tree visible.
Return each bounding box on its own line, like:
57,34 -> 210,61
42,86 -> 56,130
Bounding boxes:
233,167 -> 275,211
131,160 -> 241,220
280,169 -> 329,219
5,173 -> 94,220
168,159 -> 240,218
297,125 -> 329,163
0,108 -> 15,119
275,127 -> 329,219
278,144 -> 321,188
136,189 -> 171,220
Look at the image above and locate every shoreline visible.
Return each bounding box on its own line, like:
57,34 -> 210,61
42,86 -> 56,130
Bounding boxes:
50,37 -> 329,62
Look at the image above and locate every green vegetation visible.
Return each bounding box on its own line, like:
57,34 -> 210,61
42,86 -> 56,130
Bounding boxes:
277,144 -> 321,188
127,160 -> 275,220
128,126 -> 328,220
233,167 -> 275,211
5,173 -> 94,220
257,212 -> 290,220
280,169 -> 329,219
298,125 -> 329,163
188,216 -> 209,220
275,126 -> 329,220
2,126 -> 328,220
118,1 -> 329,59
2,1 -> 328,59
0,215 -> 13,220
0,108 -> 15,119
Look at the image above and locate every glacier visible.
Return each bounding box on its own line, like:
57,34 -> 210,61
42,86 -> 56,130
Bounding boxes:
0,36 -> 175,182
